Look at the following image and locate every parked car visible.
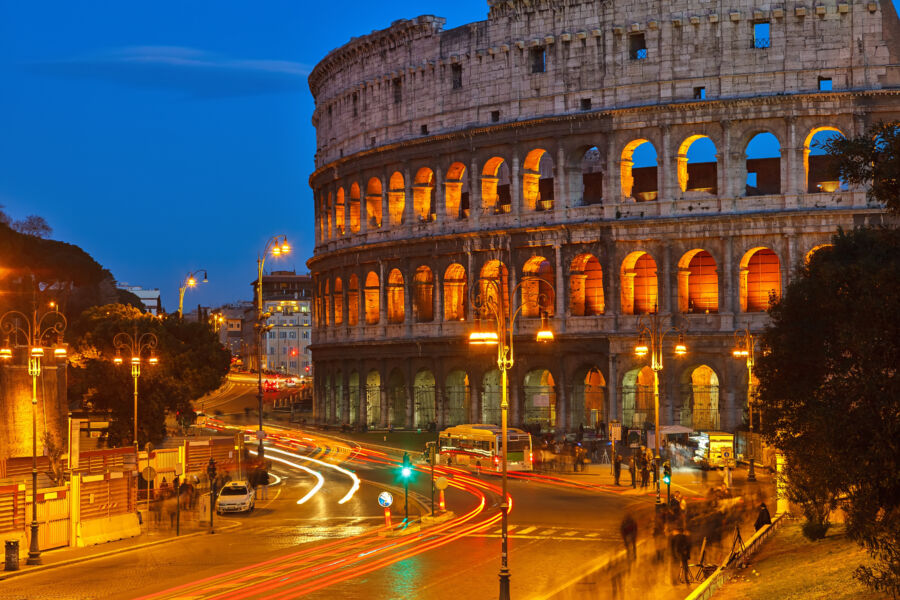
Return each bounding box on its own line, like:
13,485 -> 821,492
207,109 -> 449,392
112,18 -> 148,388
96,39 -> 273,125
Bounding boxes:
216,481 -> 255,514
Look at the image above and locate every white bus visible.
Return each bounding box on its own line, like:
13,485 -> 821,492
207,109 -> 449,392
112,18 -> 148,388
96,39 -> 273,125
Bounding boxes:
431,424 -> 533,472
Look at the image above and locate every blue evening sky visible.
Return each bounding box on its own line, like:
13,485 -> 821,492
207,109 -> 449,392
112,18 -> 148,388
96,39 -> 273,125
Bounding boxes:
1,2 -> 896,310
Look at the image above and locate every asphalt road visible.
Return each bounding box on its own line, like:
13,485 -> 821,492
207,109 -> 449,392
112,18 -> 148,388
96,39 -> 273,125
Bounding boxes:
0,377 -> 673,600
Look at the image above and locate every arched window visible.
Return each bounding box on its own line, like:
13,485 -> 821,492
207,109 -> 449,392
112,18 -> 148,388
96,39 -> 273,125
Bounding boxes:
387,368 -> 407,427
335,188 -> 346,235
333,277 -> 343,325
678,250 -> 718,314
366,178 -> 383,229
677,135 -> 718,195
444,162 -> 469,219
388,172 -> 405,226
804,243 -> 833,265
681,365 -> 720,430
524,369 -> 556,430
522,256 -> 554,317
622,366 -> 654,428
347,275 -> 359,326
479,260 -> 509,315
443,263 -> 467,321
580,146 -> 603,206
325,193 -> 333,240
413,167 -> 436,222
570,254 -> 605,316
413,369 -> 436,428
523,149 -> 555,212
572,367 -> 607,429
364,271 -> 380,324
365,370 -> 381,426
740,248 -> 781,312
386,268 -> 405,324
482,157 -> 511,215
413,266 -> 434,322
444,370 -> 470,426
745,132 -> 781,196
323,280 -> 331,326
349,183 -> 361,233
805,127 -> 847,193
621,140 -> 658,201
621,252 -> 658,315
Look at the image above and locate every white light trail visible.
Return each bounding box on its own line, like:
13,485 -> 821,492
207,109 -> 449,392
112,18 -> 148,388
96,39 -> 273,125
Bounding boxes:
266,445 -> 361,504
249,449 -> 324,505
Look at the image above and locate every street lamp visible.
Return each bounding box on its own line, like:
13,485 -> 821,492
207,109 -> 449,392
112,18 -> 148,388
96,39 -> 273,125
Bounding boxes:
177,270 -> 208,319
634,311 -> 687,506
469,275 -> 555,600
255,235 -> 290,460
113,327 -> 159,508
733,327 -> 757,482
0,303 -> 67,566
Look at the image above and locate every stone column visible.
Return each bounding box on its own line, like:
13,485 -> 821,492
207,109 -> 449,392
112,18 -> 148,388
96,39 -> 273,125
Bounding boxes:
607,353 -> 618,422
470,157 -> 481,226
404,263 -> 414,334
723,237 -> 736,316
433,164 -> 445,225
435,263 -> 444,324
378,262 -> 387,326
510,152 -> 522,215
357,268 -> 366,334
470,375 -> 482,423
359,177 -> 369,235
606,136 -> 621,202
784,116 -> 803,196
554,243 -> 565,327
402,166 -> 414,227
661,244 -> 673,314
555,146 -> 567,210
718,120 -> 732,198
660,125 -> 674,200
556,362 -> 567,432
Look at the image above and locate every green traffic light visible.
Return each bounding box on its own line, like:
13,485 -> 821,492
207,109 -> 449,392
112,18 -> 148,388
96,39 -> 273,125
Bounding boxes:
663,475 -> 671,485
401,467 -> 412,478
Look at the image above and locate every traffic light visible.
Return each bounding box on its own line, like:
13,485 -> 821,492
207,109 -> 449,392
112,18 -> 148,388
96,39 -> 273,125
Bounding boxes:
663,461 -> 672,485
401,452 -> 412,479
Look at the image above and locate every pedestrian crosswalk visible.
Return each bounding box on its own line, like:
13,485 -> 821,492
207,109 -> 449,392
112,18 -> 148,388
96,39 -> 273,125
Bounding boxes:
474,524 -> 617,542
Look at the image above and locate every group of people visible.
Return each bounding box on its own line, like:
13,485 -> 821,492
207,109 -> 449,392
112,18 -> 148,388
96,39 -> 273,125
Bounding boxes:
148,477 -> 196,528
612,446 -> 659,488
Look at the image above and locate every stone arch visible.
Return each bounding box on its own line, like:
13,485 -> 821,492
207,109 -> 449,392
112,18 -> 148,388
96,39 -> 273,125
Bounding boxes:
580,146 -> 604,206
333,277 -> 343,325
335,187 -> 346,235
482,157 -> 511,215
364,271 -> 380,324
444,161 -> 469,219
622,366 -> 654,428
445,370 -> 470,426
413,265 -> 434,322
325,192 -> 333,240
386,368 -> 407,428
744,132 -> 782,196
739,247 -> 781,312
680,365 -> 720,431
348,370 -> 359,424
413,167 -> 436,222
388,171 -> 406,226
347,274 -> 359,326
479,260 -> 509,316
571,366 -> 607,430
365,177 -> 383,228
522,255 -> 555,318
334,369 -> 344,422
677,135 -> 718,195
482,369 -> 501,425
386,268 -> 405,324
621,139 -> 658,201
413,369 -> 436,428
804,243 -> 834,265
677,249 -> 719,314
620,251 -> 658,315
523,369 -> 556,431
365,369 -> 382,427
349,182 -> 361,233
805,127 -> 847,193
522,148 -> 555,212
444,263 -> 467,321
570,253 -> 604,316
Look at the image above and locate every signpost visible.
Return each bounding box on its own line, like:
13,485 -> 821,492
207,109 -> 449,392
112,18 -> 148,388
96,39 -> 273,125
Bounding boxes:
609,420 -> 621,474
378,491 -> 394,527
435,476 -> 449,512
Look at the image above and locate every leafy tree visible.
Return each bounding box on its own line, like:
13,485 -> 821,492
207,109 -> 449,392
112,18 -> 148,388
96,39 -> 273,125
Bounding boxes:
823,121 -> 900,214
756,227 -> 900,595
68,304 -> 230,448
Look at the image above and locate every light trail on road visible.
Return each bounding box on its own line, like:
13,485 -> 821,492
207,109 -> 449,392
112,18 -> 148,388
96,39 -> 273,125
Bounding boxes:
264,442 -> 361,504
248,449 -> 323,505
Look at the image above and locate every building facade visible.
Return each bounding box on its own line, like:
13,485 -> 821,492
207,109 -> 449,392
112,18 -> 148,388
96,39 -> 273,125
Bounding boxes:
307,0 -> 899,431
117,283 -> 162,315
252,271 -> 313,376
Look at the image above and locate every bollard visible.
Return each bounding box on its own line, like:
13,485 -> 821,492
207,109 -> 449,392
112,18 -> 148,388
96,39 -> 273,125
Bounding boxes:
5,540 -> 19,571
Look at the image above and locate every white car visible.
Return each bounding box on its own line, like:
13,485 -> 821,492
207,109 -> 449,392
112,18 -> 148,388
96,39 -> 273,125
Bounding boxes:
216,481 -> 255,514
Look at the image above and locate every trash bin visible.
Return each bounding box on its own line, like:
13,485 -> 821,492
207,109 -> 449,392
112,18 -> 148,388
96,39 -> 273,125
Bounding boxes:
5,540 -> 19,571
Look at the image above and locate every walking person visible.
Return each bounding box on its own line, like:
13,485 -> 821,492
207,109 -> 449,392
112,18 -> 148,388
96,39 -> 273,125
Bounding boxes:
258,468 -> 270,500
629,455 -> 636,488
613,454 -> 622,486
640,460 -> 650,489
620,513 -> 638,561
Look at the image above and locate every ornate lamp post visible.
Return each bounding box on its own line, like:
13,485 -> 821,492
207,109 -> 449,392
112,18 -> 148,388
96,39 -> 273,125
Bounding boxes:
0,304 -> 67,566
634,311 -> 686,505
177,269 -> 208,319
469,275 -> 555,600
732,327 -> 757,482
255,235 -> 290,460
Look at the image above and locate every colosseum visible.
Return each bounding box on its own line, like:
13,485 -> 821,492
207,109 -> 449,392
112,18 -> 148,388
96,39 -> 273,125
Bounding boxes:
307,0 -> 899,436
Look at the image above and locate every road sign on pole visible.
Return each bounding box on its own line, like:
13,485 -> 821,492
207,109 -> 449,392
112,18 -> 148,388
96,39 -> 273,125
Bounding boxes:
377,491 -> 394,508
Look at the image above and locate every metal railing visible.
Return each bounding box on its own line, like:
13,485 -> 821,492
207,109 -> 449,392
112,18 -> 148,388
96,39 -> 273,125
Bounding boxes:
753,37 -> 771,49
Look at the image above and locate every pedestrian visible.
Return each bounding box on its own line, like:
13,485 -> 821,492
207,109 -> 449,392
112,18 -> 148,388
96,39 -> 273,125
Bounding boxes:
640,460 -> 649,489
258,468 -> 270,500
620,513 -> 638,560
754,502 -> 772,531
651,457 -> 658,485
629,455 -> 636,488
613,454 -> 622,486
670,528 -> 692,584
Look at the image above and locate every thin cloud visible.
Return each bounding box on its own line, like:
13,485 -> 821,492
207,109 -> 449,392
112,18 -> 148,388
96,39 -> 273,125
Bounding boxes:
30,46 -> 311,98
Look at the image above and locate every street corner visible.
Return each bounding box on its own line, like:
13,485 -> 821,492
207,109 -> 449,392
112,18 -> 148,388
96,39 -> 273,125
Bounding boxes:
420,511 -> 456,526
377,522 -> 422,538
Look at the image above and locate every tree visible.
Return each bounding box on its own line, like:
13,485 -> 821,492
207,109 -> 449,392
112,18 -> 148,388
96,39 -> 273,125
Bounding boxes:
13,215 -> 52,238
823,121 -> 900,214
67,304 -> 230,448
755,227 -> 900,595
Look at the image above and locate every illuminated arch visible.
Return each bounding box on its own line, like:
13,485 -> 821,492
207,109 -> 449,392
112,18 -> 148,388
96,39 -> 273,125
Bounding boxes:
677,135 -> 718,194
681,365 -> 720,430
804,243 -> 834,265
333,277 -> 343,325
413,265 -> 434,322
323,279 -> 331,326
388,172 -> 405,226
349,183 -> 361,233
621,139 -> 658,200
366,177 -> 383,228
479,260 -> 509,316
365,369 -> 382,427
335,188 -> 346,235
739,247 -> 781,312
386,268 -> 405,324
347,274 -> 359,326
481,157 -> 511,214
522,255 -> 554,317
677,249 -> 719,314
570,253 -> 604,316
443,263 -> 467,321
620,251 -> 658,315
413,167 -> 435,222
523,369 -> 556,430
522,148 -> 555,212
622,366 -> 654,428
364,271 -> 380,324
571,366 -> 607,429
444,162 -> 468,219
804,127 -> 846,193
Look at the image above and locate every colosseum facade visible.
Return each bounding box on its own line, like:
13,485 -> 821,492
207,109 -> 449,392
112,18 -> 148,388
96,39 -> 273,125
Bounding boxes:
307,0 -> 899,435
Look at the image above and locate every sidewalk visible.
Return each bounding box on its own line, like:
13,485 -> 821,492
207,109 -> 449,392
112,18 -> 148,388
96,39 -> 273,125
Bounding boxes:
713,522 -> 888,600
